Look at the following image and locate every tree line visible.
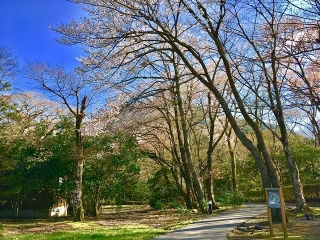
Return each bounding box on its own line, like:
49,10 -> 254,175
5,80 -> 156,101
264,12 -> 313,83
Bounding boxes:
0,0 -> 320,221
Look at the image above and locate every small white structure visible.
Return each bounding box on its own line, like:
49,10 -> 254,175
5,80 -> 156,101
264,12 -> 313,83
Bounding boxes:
50,200 -> 68,217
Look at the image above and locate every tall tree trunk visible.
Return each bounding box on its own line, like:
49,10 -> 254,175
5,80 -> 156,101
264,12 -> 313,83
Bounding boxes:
93,195 -> 101,217
204,80 -> 272,188
270,99 -> 307,216
156,96 -> 194,209
180,0 -> 280,190
11,193 -> 23,221
73,154 -> 84,221
227,128 -> 238,191
269,40 -> 308,210
271,88 -> 308,211
170,165 -> 193,209
172,102 -> 194,209
204,93 -> 226,209
216,37 -> 280,188
72,96 -> 87,222
174,76 -> 205,212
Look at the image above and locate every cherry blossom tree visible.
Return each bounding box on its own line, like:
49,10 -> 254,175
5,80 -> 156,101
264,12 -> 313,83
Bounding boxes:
54,0 -> 317,210
55,0 -> 276,189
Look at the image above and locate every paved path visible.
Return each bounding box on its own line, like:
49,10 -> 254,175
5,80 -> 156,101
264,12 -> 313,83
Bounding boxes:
152,203 -> 266,240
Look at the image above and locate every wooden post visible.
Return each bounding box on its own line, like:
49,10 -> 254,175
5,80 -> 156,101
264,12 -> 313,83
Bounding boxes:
265,188 -> 288,239
266,206 -> 274,237
279,189 -> 288,239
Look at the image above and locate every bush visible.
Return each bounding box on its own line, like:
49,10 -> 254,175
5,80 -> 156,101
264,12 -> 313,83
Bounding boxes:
148,168 -> 184,209
243,183 -> 320,203
302,184 -> 320,201
153,201 -> 164,210
219,190 -> 245,207
244,189 -> 265,202
168,201 -> 184,209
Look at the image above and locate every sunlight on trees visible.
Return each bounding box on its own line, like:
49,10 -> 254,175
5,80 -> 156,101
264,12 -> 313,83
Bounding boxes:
1,0 -> 320,219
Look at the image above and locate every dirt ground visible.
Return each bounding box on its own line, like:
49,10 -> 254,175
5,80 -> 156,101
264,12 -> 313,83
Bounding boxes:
0,205 -> 206,235
1,203 -> 320,239
229,203 -> 320,239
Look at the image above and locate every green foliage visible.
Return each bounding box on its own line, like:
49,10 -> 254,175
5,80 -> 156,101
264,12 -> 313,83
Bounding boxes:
303,184 -> 320,201
17,117 -> 75,197
176,206 -> 192,216
129,181 -> 151,203
292,143 -> 320,184
282,184 -> 320,202
0,114 -> 75,217
218,190 -> 245,207
147,168 -> 184,209
243,189 -> 265,202
236,155 -> 263,194
244,183 -> 320,203
212,177 -> 232,197
82,131 -> 143,215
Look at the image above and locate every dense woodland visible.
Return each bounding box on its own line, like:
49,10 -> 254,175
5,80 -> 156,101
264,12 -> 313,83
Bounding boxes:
0,0 -> 320,222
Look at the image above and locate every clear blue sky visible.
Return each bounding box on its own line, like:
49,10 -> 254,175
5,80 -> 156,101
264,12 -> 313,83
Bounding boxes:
0,0 -> 86,72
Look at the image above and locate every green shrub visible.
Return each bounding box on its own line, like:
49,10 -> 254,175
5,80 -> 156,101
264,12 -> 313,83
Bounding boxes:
244,189 -> 265,202
168,201 -> 184,209
243,183 -> 320,203
176,207 -> 191,216
281,186 -> 295,202
302,184 -> 320,201
219,190 -> 245,207
153,201 -> 164,210
148,168 -> 184,209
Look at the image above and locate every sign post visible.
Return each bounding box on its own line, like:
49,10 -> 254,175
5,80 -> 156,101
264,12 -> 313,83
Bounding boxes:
265,188 -> 288,239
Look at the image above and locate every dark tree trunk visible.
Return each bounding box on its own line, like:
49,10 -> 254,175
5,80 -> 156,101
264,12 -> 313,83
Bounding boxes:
10,193 -> 23,221
227,128 -> 238,191
204,93 -> 226,209
173,102 -> 194,209
72,96 -> 87,222
269,47 -> 308,211
180,0 -> 279,190
174,76 -> 205,212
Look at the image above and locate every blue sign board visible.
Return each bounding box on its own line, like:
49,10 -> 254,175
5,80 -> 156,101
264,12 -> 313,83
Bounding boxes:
268,191 -> 281,208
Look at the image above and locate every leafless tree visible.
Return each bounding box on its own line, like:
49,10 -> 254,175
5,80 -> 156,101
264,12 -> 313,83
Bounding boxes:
0,46 -> 18,91
23,61 -> 92,221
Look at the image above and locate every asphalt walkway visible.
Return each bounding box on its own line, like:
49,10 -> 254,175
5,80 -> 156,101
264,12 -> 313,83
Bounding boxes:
152,203 -> 267,240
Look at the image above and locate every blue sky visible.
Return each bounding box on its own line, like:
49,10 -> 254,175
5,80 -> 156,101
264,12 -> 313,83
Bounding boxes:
0,0 -> 86,90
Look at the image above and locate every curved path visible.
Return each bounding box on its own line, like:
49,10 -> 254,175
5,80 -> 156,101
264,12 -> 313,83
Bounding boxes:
153,203 -> 266,240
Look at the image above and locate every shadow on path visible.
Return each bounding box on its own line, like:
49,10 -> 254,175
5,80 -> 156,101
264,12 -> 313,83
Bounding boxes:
152,202 -> 266,240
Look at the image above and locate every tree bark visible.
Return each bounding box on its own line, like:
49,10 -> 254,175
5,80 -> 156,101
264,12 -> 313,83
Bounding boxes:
227,128 -> 238,191
204,93 -> 226,209
174,75 -> 205,212
10,193 -> 23,221
272,95 -> 308,210
72,96 -> 87,222
172,100 -> 194,209
169,1 -> 279,189
269,34 -> 308,210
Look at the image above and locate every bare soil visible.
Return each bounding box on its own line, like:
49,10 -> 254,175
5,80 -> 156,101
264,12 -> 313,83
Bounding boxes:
0,205 -> 206,236
1,204 -> 320,239
228,203 -> 320,239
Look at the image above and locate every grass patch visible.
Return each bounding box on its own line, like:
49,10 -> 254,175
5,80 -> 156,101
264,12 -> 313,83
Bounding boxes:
1,224 -> 165,240
0,205 -> 209,239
